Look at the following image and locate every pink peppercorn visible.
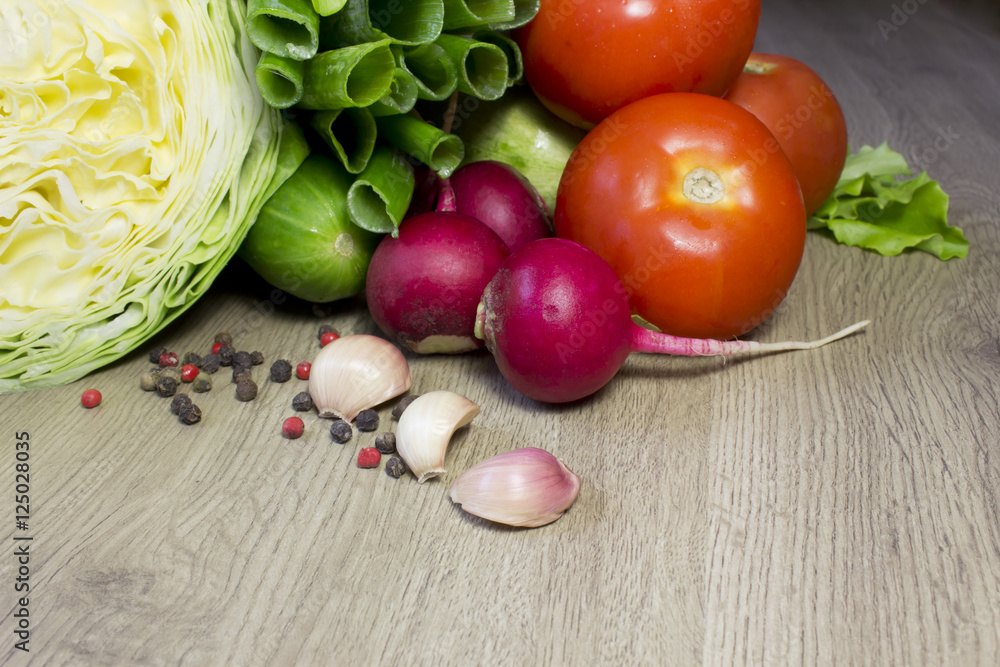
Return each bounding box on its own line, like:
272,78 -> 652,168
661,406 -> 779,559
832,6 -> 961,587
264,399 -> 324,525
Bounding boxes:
296,361 -> 311,380
211,342 -> 223,355
282,417 -> 304,439
320,331 -> 340,347
80,389 -> 102,408
357,447 -> 381,468
158,352 -> 179,367
180,364 -> 199,382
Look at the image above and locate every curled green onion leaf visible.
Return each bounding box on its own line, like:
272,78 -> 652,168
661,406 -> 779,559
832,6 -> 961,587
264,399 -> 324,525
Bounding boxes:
247,0 -> 321,61
400,43 -> 459,101
311,107 -> 378,174
443,0 -> 515,30
434,33 -> 508,101
347,147 -> 416,235
473,30 -> 524,84
376,114 -> 464,177
312,0 -> 347,16
299,40 -> 396,109
256,52 -> 306,108
490,0 -> 539,29
331,0 -> 444,46
370,67 -> 419,116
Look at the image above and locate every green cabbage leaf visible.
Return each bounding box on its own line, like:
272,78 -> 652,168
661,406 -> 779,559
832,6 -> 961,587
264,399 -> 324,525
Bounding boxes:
0,0 -> 286,392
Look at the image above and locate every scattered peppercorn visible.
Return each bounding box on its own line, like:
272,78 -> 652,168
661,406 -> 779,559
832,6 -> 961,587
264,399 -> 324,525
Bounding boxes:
156,375 -> 179,397
318,324 -> 339,341
374,432 -> 396,454
391,395 -> 418,419
181,364 -> 200,382
385,456 -> 407,478
282,416 -> 305,439
200,353 -> 220,374
140,368 -> 162,391
250,351 -> 264,366
356,409 -> 379,432
232,367 -> 252,384
236,379 -> 258,402
320,331 -> 340,347
292,392 -> 313,412
178,403 -> 202,425
214,331 -> 233,347
329,419 -> 352,444
160,366 -> 181,382
149,346 -> 167,364
233,350 -> 253,369
170,393 -> 193,415
158,351 -> 179,367
80,388 -> 102,408
192,374 -> 213,393
211,342 -> 223,355
270,359 -> 292,382
218,345 -> 234,366
357,447 -> 381,468
182,352 -> 203,367
296,361 -> 311,380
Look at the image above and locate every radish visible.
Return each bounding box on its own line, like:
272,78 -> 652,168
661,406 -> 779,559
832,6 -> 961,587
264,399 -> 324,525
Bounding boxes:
366,212 -> 509,354
475,238 -> 869,403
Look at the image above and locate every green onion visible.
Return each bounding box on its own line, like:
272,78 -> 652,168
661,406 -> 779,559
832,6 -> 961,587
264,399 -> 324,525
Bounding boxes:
312,0 -> 347,16
442,0 -> 515,29
299,40 -> 396,109
474,30 -> 523,84
376,113 -> 464,177
247,0 -> 321,61
330,0 -> 444,46
490,0 -> 539,29
347,147 -> 416,235
400,43 -> 459,101
256,52 -> 305,108
370,67 -> 419,116
311,107 -> 378,173
434,33 -> 508,101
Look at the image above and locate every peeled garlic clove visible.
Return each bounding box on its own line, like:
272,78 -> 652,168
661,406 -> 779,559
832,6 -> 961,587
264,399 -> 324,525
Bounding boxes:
396,390 -> 480,483
449,447 -> 581,528
309,334 -> 412,421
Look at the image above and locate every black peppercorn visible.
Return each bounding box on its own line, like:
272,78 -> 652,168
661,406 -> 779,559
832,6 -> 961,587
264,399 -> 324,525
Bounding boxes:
214,331 -> 233,347
356,409 -> 379,432
329,419 -> 352,444
250,351 -> 264,366
236,379 -> 257,401
192,374 -> 212,393
318,323 -> 339,341
218,345 -> 234,366
155,375 -> 178,398
233,350 -> 253,369
160,367 -> 181,382
374,432 -> 396,454
385,456 -> 407,478
391,395 -> 418,419
182,352 -> 203,367
270,359 -> 292,383
149,346 -> 167,364
178,403 -> 202,425
232,367 -> 252,384
200,353 -> 220,374
170,393 -> 192,415
292,392 -> 313,412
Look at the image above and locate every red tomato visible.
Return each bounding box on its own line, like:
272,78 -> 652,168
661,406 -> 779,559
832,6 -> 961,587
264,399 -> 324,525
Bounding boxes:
554,93 -> 806,340
724,53 -> 849,215
516,0 -> 761,128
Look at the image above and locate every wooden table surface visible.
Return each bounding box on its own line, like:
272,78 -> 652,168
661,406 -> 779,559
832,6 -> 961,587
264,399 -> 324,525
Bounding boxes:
3,1 -> 999,664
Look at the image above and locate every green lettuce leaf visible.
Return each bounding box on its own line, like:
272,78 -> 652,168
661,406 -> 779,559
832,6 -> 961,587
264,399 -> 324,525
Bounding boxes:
808,143 -> 968,260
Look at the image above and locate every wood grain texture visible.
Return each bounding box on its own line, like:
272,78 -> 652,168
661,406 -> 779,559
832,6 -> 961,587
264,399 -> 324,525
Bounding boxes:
2,0 -> 999,664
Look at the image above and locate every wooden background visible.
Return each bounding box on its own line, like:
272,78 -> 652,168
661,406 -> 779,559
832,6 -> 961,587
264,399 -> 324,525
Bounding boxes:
2,0 -> 999,664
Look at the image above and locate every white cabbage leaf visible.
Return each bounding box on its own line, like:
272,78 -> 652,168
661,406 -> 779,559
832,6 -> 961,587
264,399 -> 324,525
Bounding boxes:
0,0 -> 283,392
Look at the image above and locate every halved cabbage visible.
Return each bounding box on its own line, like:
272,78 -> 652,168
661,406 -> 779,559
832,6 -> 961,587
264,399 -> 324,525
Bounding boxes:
0,0 -> 286,392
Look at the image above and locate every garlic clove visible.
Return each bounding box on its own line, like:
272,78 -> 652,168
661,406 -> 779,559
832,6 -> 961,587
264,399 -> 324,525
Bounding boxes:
449,447 -> 581,528
395,390 -> 480,483
308,334 -> 412,421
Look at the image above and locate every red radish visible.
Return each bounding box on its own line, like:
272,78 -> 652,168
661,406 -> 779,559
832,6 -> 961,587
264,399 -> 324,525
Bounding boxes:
475,238 -> 869,403
448,161 -> 551,253
366,212 -> 510,354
